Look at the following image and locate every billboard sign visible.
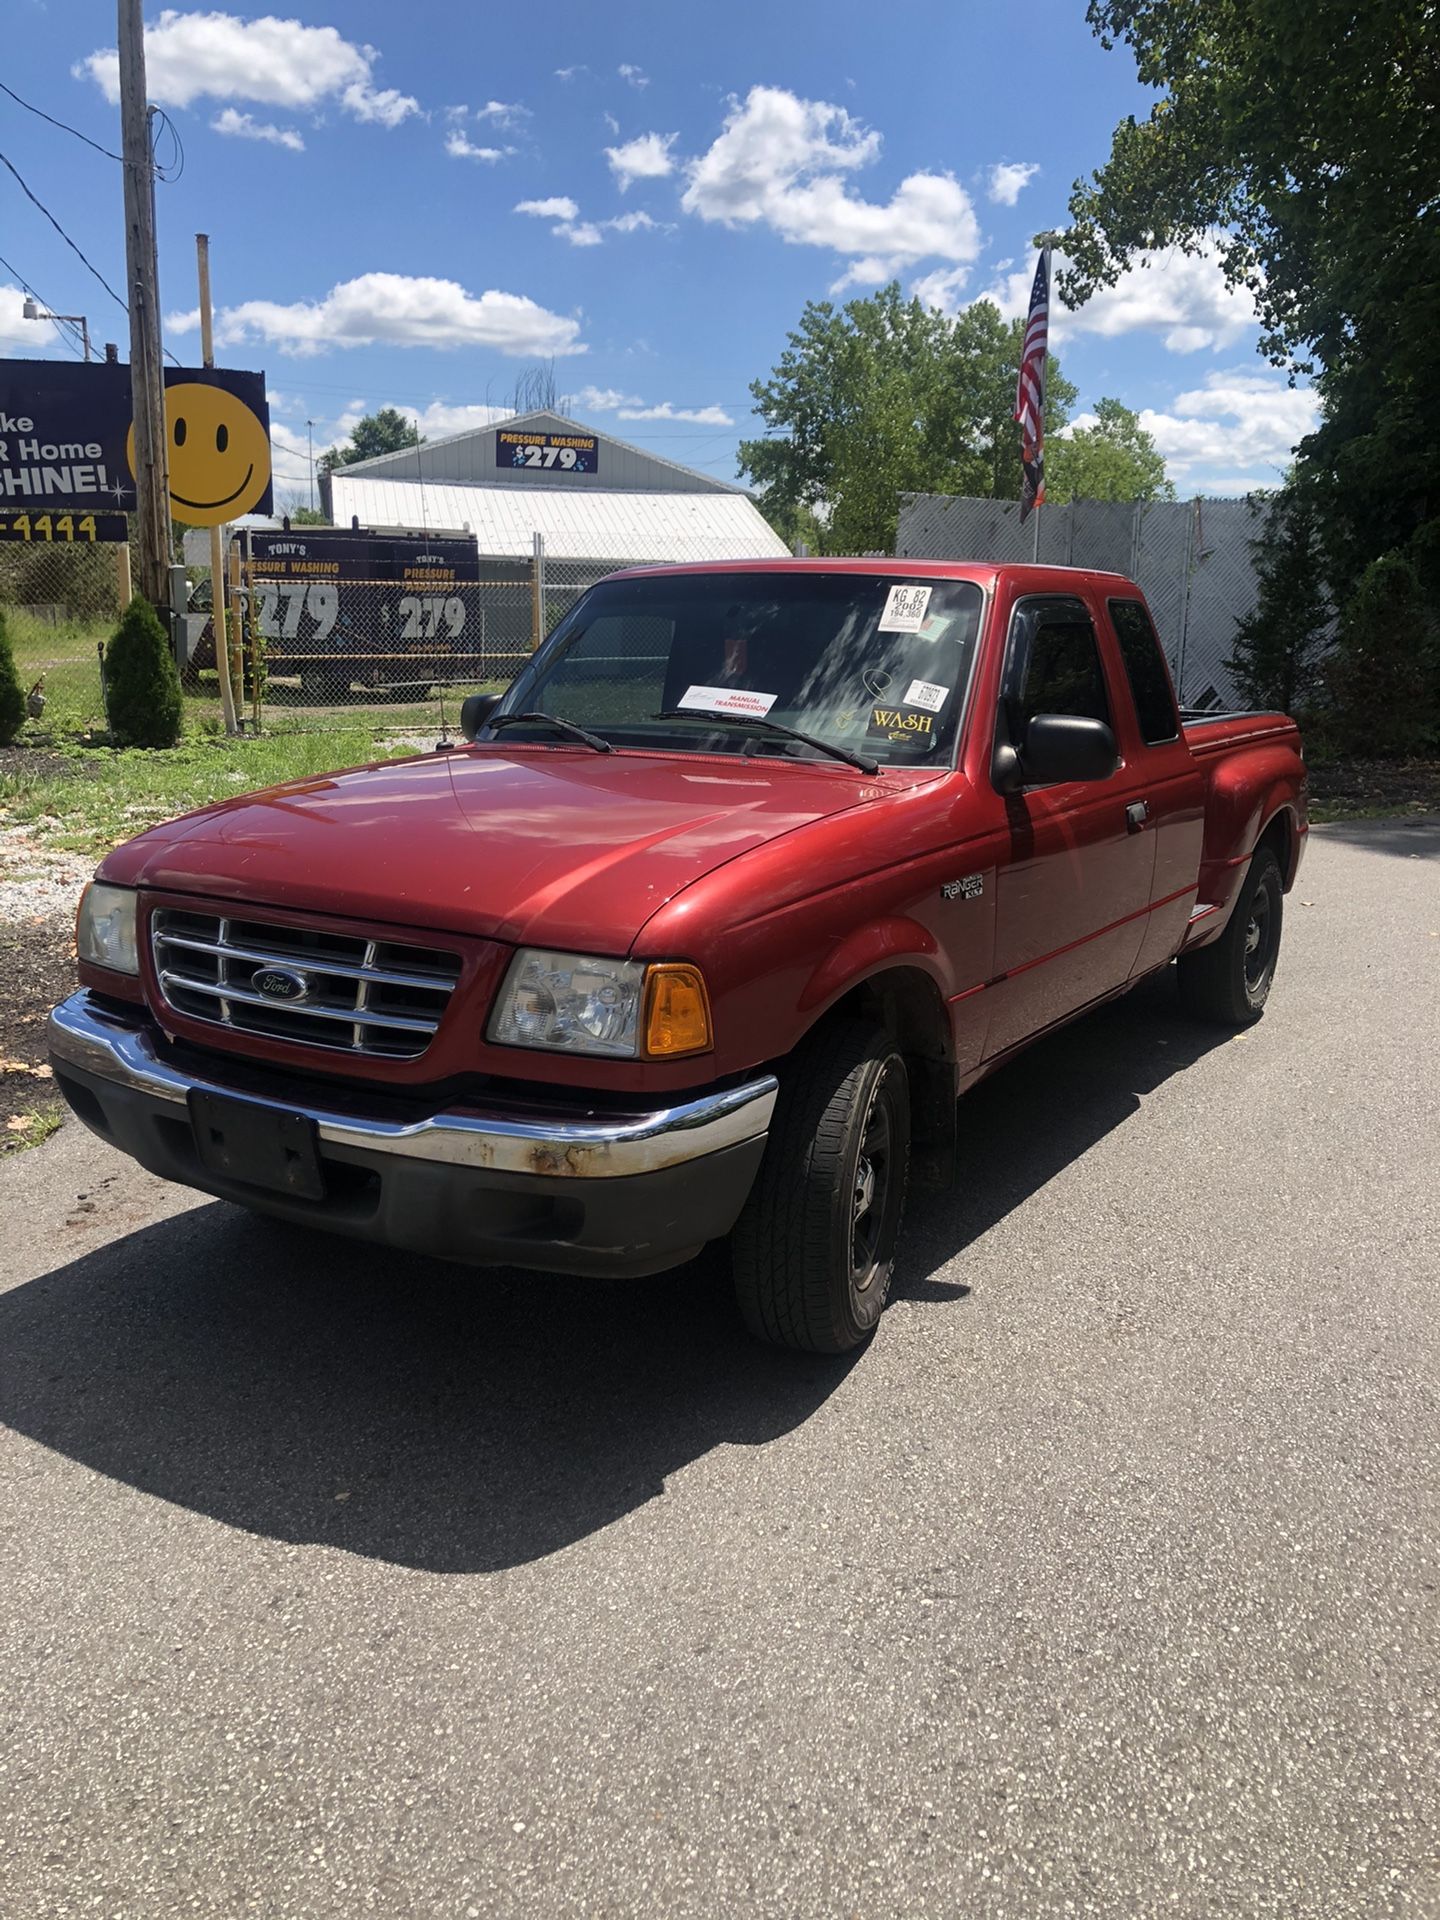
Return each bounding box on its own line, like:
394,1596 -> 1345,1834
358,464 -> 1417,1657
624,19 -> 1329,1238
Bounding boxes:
495,427 -> 598,475
0,358 -> 272,525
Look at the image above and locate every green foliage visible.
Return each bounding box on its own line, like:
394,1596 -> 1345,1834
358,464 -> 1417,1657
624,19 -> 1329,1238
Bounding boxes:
289,505 -> 329,526
1323,555 -> 1438,759
1047,399 -> 1174,505
739,283 -> 1077,555
105,594 -> 183,749
1057,0 -> 1439,636
1224,490 -> 1331,717
318,408 -> 422,477
0,606 -> 25,745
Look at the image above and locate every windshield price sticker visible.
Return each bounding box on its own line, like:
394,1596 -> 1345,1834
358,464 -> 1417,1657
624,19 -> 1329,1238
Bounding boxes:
903,677 -> 948,712
679,685 -> 778,719
877,584 -> 933,633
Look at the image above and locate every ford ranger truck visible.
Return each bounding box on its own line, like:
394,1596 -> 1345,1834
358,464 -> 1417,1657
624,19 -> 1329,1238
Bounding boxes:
49,562 -> 1307,1354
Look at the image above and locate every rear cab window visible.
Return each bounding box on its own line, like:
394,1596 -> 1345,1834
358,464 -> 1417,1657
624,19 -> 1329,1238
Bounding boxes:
1108,598 -> 1181,744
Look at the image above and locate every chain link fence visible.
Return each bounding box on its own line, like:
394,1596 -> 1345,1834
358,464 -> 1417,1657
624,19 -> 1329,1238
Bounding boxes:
226,531 -> 777,737
896,493 -> 1268,709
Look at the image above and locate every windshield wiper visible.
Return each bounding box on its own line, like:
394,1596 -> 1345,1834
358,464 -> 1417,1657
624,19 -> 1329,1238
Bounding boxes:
487,711 -> 614,754
653,709 -> 881,776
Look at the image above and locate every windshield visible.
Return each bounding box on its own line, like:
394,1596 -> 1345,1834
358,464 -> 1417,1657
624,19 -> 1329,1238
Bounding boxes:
489,571 -> 985,767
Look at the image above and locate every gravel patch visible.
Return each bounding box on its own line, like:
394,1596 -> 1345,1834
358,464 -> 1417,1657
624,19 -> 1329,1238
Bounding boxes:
0,825 -> 92,930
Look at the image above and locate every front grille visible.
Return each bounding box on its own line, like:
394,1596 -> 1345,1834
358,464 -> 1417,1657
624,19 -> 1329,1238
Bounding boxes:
151,908 -> 462,1060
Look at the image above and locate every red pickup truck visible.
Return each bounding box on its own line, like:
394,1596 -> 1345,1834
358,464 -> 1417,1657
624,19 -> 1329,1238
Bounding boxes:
50,561 -> 1307,1352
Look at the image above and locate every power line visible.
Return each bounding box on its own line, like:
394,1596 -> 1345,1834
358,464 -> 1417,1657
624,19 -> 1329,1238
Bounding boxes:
0,80 -> 123,162
0,146 -> 129,318
0,248 -> 86,358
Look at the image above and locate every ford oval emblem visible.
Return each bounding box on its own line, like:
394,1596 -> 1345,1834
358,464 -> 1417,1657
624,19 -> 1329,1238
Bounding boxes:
251,966 -> 309,1003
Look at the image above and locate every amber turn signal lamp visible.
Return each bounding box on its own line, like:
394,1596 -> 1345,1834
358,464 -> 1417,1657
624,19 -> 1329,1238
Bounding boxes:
642,963 -> 713,1058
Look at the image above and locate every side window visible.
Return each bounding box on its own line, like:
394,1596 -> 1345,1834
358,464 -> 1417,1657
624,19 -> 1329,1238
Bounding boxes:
1009,608 -> 1112,730
1109,599 -> 1180,744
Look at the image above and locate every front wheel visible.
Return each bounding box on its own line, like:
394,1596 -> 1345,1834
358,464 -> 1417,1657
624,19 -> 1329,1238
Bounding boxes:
1178,845 -> 1284,1026
731,1021 -> 910,1354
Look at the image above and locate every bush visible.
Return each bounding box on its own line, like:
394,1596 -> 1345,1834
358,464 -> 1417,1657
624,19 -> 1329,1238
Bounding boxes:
1225,489 -> 1331,718
1324,554 -> 1439,759
105,594 -> 183,748
0,606 -> 24,744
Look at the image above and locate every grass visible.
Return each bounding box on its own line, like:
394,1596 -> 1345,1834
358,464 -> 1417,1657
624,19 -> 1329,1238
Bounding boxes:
2,1104 -> 63,1158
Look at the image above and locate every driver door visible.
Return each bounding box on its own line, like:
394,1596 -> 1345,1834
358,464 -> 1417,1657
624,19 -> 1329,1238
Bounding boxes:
982,595 -> 1157,1060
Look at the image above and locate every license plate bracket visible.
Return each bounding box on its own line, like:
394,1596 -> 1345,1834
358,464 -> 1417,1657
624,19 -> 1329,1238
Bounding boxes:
189,1090 -> 326,1200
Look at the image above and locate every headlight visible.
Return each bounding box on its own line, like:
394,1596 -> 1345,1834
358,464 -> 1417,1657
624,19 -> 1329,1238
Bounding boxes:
488,949 -> 712,1059
76,882 -> 139,975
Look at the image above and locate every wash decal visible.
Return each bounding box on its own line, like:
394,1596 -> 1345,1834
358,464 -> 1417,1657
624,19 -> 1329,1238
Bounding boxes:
0,358 -> 272,526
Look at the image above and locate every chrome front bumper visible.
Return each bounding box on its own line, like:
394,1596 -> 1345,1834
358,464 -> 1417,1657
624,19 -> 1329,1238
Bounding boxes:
47,991 -> 777,1180
48,992 -> 779,1278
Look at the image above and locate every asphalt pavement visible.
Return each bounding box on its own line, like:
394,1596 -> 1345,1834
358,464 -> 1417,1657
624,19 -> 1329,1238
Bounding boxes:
2,817 -> 1437,1919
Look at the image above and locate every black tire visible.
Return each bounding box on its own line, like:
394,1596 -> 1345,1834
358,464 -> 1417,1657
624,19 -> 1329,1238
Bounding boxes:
298,665 -> 329,703
1178,846 -> 1284,1026
731,1020 -> 911,1354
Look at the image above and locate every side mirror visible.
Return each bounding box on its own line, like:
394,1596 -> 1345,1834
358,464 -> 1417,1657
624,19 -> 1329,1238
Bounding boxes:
459,692 -> 501,742
1019,713 -> 1117,785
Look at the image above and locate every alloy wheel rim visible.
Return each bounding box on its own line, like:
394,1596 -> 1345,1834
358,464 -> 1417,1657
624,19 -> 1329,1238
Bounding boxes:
850,1068 -> 893,1293
1243,886 -> 1274,995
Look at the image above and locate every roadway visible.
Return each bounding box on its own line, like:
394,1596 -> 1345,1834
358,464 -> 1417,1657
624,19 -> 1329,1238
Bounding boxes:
2,816 -> 1436,1917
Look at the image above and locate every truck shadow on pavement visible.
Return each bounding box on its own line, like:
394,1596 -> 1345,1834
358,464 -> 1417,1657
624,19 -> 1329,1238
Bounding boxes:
1,970 -> 1228,1575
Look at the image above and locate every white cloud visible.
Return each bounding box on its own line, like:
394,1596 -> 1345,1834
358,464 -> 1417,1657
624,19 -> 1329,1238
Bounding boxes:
446,131 -> 509,162
567,386 -> 732,426
516,196 -> 580,221
987,161 -> 1038,206
910,265 -> 973,313
975,238 -> 1263,353
570,385 -> 643,412
211,106 -> 303,150
517,198 -> 666,247
616,401 -> 735,426
474,99 -> 528,128
77,11 -> 419,128
618,64 -> 649,89
682,86 -> 981,284
606,130 -> 677,190
1139,370 -> 1318,491
165,306 -> 200,334
554,65 -> 587,82
602,110 -> 621,136
210,273 -> 586,358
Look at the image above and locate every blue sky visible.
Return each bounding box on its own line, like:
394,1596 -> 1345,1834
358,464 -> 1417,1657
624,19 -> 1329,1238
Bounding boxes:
3,0 -> 1316,509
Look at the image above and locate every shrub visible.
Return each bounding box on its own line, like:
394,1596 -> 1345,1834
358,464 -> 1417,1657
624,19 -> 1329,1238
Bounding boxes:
0,605 -> 25,745
1225,489 -> 1332,718
1324,554 -> 1438,759
105,594 -> 183,748
0,606 -> 26,741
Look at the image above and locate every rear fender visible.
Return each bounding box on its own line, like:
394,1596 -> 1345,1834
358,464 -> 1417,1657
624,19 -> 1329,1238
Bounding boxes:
1189,742 -> 1305,946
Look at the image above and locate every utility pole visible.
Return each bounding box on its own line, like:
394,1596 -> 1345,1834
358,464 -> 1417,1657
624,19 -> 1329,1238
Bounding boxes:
118,0 -> 171,609
196,234 -> 239,735
307,419 -> 315,511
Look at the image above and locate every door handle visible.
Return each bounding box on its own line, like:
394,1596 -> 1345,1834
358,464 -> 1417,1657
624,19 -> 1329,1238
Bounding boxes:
1125,801 -> 1150,832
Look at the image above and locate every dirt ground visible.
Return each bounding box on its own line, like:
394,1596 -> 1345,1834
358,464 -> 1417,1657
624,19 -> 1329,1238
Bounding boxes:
0,917 -> 71,1154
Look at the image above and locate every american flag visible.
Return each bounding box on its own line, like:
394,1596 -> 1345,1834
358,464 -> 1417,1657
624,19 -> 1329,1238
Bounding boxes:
1014,248 -> 1051,523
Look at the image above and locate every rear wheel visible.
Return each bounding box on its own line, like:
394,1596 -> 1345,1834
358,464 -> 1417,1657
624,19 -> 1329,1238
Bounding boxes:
731,1021 -> 910,1354
1178,845 -> 1284,1026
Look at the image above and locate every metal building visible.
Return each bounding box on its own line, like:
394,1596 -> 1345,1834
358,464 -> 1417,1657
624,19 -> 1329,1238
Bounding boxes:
328,407 -> 789,566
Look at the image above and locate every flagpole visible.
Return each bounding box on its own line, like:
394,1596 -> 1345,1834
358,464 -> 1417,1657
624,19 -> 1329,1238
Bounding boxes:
1032,496 -> 1041,564
1033,245 -> 1050,567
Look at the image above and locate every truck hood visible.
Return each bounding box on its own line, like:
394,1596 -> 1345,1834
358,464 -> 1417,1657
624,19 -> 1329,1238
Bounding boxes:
99,744 -> 899,950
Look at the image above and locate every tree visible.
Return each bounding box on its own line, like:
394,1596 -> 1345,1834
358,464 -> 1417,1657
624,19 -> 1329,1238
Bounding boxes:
1047,398 -> 1173,504
289,506 -> 329,526
0,606 -> 25,745
318,408 -> 422,478
1224,489 -> 1331,717
1323,554 -> 1438,759
740,283 -> 1075,555
1054,0 -> 1439,624
105,594 -> 183,748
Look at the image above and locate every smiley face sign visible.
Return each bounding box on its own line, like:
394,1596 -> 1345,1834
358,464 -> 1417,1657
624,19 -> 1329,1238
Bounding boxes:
127,375 -> 273,527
